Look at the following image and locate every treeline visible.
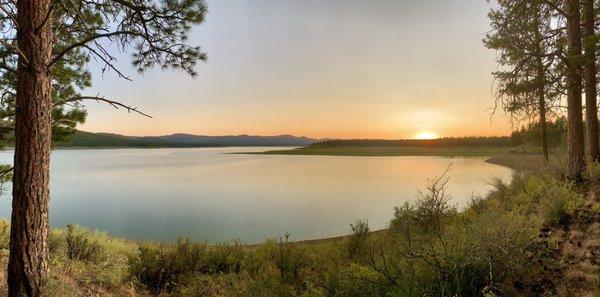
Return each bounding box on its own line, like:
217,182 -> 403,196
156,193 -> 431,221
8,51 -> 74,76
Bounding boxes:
54,131 -> 316,148
310,136 -> 515,148
511,117 -> 567,148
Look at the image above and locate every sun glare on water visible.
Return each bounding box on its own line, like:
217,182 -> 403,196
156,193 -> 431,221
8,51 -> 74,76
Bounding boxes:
414,131 -> 438,140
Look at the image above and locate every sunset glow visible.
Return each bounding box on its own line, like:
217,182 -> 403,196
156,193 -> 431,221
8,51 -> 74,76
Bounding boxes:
414,131 -> 438,140
78,0 -> 512,139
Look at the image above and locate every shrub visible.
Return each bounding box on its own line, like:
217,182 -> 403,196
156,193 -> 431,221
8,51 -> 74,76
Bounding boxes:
129,239 -> 208,293
584,162 -> 600,183
0,220 -> 9,250
391,169 -> 456,236
412,170 -> 456,233
65,224 -> 106,262
272,234 -> 309,287
539,180 -> 585,228
347,219 -> 369,259
48,229 -> 65,256
204,242 -> 245,274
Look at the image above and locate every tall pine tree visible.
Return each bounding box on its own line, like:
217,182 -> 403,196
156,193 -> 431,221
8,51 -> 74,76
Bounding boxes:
0,0 -> 208,295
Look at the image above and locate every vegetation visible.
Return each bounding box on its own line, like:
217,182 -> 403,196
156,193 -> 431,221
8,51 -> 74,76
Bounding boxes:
484,0 -> 600,179
308,136 -> 515,148
510,118 -> 567,150
253,125 -> 570,157
254,146 -> 513,157
1,0 -> 599,295
250,136 -> 517,157
0,161 -> 595,296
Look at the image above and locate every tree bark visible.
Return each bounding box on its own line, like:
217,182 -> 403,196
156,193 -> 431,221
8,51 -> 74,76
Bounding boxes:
534,10 -> 549,163
8,0 -> 53,296
566,0 -> 586,180
584,0 -> 599,162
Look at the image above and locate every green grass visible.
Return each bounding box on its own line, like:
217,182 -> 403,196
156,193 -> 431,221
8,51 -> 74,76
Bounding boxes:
243,146 -> 514,157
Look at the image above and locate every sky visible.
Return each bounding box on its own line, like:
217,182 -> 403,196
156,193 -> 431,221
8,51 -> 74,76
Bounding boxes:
80,0 -> 511,139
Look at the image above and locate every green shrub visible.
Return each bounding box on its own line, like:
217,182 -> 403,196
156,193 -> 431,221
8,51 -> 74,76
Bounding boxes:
0,220 -> 9,250
363,169 -> 547,296
584,162 -> 600,182
538,180 -> 585,227
412,171 -> 457,233
48,229 -> 66,258
65,224 -> 106,262
272,234 -> 309,287
347,219 -> 369,259
205,242 -> 245,274
391,170 -> 456,236
129,239 -> 208,293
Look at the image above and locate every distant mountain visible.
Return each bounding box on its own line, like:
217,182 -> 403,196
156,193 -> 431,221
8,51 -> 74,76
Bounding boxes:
56,131 -> 318,148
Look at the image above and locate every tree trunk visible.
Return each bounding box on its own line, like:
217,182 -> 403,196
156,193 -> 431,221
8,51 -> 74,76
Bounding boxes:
538,76 -> 549,163
8,0 -> 53,296
584,0 -> 599,162
566,0 -> 586,180
534,12 -> 548,163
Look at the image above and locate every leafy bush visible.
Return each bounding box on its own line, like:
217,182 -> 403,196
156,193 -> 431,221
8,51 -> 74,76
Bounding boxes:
543,193 -> 585,228
358,169 -> 545,296
65,224 -> 106,262
272,234 -> 309,287
584,162 -> 600,183
129,239 -> 208,293
527,178 -> 585,228
347,219 -> 369,259
204,242 -> 245,274
0,220 -> 9,250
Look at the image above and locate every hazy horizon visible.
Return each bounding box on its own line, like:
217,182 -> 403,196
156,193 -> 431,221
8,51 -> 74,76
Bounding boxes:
79,129 -> 513,139
79,0 -> 511,139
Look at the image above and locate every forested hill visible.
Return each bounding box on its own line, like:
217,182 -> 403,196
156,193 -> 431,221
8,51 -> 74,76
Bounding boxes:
310,136 -> 516,148
56,131 -> 318,148
56,132 -> 523,149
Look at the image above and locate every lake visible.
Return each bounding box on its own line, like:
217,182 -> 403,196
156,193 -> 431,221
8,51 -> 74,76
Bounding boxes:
0,148 -> 512,243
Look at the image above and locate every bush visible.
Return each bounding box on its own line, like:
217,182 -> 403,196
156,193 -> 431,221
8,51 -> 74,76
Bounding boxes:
129,239 -> 208,293
584,162 -> 600,183
412,170 -> 456,233
390,169 -> 456,236
272,234 -> 309,287
534,179 -> 585,228
0,220 -> 9,250
347,219 -> 369,259
65,224 -> 106,262
204,242 -> 245,274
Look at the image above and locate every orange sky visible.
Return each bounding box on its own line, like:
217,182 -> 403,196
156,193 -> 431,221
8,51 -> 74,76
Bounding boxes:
79,0 -> 513,139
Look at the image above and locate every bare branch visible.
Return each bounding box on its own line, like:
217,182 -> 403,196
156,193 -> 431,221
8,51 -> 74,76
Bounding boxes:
56,95 -> 152,118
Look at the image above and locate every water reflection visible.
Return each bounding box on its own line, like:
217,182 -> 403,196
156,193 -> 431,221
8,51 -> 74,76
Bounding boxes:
0,148 -> 512,243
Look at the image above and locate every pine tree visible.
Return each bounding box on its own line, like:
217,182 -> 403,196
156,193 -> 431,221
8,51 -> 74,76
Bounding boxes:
484,0 -> 562,162
0,0 -> 208,295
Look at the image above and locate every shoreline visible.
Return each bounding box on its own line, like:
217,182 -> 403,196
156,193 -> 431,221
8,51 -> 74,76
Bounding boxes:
237,146 -> 516,157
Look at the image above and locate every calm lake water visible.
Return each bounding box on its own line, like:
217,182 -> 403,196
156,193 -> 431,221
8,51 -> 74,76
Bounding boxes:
0,148 -> 512,243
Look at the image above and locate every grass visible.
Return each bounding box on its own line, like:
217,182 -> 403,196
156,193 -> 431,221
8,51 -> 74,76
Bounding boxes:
241,145 -> 515,157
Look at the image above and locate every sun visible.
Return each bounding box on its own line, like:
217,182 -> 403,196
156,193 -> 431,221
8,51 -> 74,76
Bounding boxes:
414,131 -> 438,140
